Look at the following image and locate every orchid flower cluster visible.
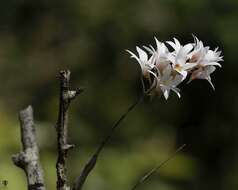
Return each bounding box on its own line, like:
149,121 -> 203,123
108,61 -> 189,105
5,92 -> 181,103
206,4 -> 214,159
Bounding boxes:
127,36 -> 223,100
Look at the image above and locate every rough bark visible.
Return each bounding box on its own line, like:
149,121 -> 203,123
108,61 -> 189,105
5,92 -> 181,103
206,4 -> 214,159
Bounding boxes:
12,106 -> 45,190
56,70 -> 82,190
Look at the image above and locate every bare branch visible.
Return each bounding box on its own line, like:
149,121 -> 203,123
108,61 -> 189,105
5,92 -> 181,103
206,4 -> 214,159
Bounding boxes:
131,144 -> 186,190
72,94 -> 144,190
12,106 -> 45,190
56,70 -> 83,190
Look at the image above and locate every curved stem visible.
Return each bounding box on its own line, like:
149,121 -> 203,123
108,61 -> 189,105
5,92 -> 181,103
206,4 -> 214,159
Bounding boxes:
73,93 -> 145,190
131,144 -> 186,190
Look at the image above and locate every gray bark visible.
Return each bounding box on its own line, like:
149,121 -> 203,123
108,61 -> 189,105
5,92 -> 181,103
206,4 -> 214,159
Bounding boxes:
56,70 -> 82,190
12,106 -> 45,190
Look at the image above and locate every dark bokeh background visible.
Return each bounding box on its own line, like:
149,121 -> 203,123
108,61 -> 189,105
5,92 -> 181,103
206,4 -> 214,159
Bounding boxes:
0,0 -> 237,189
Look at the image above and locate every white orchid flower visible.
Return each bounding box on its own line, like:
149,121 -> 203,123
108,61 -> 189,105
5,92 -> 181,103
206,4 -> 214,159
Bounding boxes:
144,37 -> 169,64
189,66 -> 216,90
127,36 -> 223,99
189,36 -> 223,67
167,38 -> 196,79
188,35 -> 207,63
143,37 -> 171,78
188,36 -> 223,89
126,46 -> 155,78
153,64 -> 183,100
202,48 -> 223,67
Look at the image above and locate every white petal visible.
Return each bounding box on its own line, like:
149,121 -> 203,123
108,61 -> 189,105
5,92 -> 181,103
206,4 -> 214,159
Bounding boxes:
162,65 -> 172,80
173,74 -> 184,85
174,38 -> 181,48
171,88 -> 181,98
182,63 -> 197,70
190,66 -> 216,90
203,62 -> 222,67
206,65 -> 216,74
136,46 -> 148,62
160,43 -> 168,54
176,70 -> 187,81
206,77 -> 215,90
163,89 -> 170,100
148,70 -> 159,79
154,37 -> 162,50
192,34 -> 199,45
183,43 -> 193,54
149,45 -> 156,52
143,46 -> 154,54
166,41 -> 177,51
167,53 -> 176,64
126,50 -> 140,63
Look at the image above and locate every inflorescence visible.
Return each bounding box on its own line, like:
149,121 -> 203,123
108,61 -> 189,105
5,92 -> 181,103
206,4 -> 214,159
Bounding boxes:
127,36 -> 223,100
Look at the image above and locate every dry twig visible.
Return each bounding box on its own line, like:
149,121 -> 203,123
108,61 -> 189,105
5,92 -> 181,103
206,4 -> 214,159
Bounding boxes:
12,106 -> 45,190
56,70 -> 83,190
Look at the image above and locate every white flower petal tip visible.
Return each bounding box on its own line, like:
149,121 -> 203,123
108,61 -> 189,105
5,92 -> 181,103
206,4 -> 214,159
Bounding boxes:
136,46 -> 148,61
154,36 -> 159,43
126,49 -> 134,56
207,78 -> 215,91
163,90 -> 169,100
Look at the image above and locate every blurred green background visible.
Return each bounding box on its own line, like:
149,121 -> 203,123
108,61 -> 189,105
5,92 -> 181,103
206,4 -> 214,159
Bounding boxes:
0,0 -> 237,189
